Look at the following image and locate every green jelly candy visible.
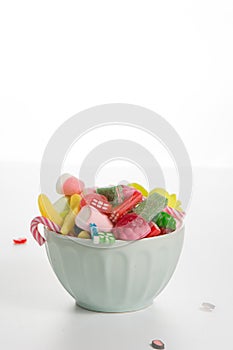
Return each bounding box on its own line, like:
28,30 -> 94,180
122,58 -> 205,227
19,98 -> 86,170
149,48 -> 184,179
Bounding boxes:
133,192 -> 168,222
153,212 -> 176,230
96,186 -> 124,206
98,232 -> 116,244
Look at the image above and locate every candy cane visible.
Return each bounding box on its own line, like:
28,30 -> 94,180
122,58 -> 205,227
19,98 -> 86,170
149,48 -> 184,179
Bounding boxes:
163,207 -> 185,221
30,216 -> 61,246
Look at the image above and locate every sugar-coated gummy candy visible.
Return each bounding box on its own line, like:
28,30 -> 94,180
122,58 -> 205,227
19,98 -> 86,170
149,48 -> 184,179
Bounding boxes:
112,213 -> 151,240
133,192 -> 168,222
75,205 -> 113,232
152,211 -> 176,231
78,230 -> 91,239
96,185 -> 125,206
150,188 -> 183,211
128,182 -> 148,197
38,194 -> 64,226
56,173 -> 85,196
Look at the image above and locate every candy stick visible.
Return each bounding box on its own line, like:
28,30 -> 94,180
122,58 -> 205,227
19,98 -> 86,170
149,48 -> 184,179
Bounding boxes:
109,191 -> 143,223
89,223 -> 99,244
30,216 -> 61,246
163,206 -> 185,221
60,194 -> 81,235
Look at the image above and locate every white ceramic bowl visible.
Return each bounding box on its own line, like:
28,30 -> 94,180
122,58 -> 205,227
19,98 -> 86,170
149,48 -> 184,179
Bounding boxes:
45,225 -> 184,312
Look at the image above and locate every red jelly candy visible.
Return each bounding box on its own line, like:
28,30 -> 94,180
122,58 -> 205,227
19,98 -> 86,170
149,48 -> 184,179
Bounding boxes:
145,222 -> 161,238
13,238 -> 27,244
112,213 -> 150,240
159,227 -> 173,235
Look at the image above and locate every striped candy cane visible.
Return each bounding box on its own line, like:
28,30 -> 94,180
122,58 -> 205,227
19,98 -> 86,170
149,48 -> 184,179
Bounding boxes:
30,216 -> 61,246
163,207 -> 185,221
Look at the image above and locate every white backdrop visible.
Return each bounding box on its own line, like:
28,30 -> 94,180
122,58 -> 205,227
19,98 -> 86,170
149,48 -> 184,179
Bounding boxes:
1,3 -> 233,350
0,0 -> 233,167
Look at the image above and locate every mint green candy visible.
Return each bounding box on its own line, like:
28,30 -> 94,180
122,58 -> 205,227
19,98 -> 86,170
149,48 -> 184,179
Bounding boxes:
133,192 -> 168,222
152,211 -> 176,230
98,232 -> 116,244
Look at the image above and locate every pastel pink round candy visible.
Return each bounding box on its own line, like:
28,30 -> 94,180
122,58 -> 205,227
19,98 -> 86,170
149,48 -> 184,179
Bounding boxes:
112,213 -> 151,240
56,174 -> 85,195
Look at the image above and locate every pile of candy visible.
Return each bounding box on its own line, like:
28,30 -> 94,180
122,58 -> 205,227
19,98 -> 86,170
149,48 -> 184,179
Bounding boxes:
30,174 -> 185,246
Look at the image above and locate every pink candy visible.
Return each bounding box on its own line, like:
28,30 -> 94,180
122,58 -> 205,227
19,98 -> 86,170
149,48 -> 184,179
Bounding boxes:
56,173 -> 85,196
80,193 -> 112,213
112,213 -> 151,240
75,205 -> 113,232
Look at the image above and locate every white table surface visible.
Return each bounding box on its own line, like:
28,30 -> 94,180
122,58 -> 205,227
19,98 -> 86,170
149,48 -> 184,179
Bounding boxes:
0,163 -> 232,350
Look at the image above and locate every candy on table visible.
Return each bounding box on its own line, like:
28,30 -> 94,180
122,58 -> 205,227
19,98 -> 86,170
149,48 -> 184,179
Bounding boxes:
56,173 -> 85,196
38,194 -> 64,226
133,192 -> 168,222
152,212 -> 176,231
149,188 -> 183,211
75,205 -> 113,232
78,230 -> 91,239
80,193 -> 112,214
13,238 -> 27,244
98,232 -> 116,244
89,223 -> 99,244
30,216 -> 61,246
112,213 -> 151,241
128,182 -> 148,197
200,302 -> 215,312
109,191 -> 143,223
145,222 -> 161,238
163,206 -> 185,221
60,194 -> 81,235
151,339 -> 165,349
96,185 -> 125,206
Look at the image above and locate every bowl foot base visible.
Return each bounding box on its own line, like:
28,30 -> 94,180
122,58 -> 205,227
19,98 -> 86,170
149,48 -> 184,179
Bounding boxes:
75,300 -> 153,313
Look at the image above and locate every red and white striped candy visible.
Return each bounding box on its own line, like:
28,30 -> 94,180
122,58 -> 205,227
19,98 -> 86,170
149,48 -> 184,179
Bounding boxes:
163,207 -> 185,221
30,216 -> 61,246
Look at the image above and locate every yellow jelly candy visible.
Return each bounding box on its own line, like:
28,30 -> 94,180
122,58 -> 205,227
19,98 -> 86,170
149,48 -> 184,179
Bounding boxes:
78,231 -> 91,239
38,194 -> 64,226
149,188 -> 183,211
60,194 -> 81,235
128,183 -> 148,197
